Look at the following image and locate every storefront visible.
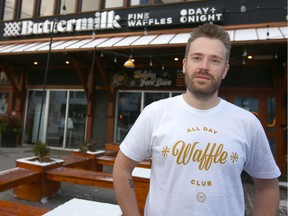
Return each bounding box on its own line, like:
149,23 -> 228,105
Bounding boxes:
0,0 -> 286,173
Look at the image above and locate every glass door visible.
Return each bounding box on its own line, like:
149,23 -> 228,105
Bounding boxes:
24,90 -> 47,144
66,91 -> 87,148
46,91 -> 67,147
24,90 -> 87,149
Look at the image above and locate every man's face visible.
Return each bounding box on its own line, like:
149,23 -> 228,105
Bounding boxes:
182,37 -> 230,100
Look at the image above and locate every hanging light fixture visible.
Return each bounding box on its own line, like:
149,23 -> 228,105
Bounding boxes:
240,0 -> 247,13
149,56 -> 153,67
242,46 -> 247,57
124,51 -> 135,68
92,30 -> 96,39
124,59 -> 135,68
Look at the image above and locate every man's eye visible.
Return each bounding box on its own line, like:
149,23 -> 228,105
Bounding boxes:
210,59 -> 220,64
192,57 -> 201,61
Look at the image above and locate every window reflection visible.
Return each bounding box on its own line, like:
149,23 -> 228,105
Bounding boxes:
116,92 -> 141,142
24,90 -> 87,149
115,91 -> 183,142
267,97 -> 276,131
60,0 -> 76,15
144,92 -> 169,107
82,0 -> 100,12
20,0 -> 34,18
3,0 -> 15,20
24,90 -> 46,144
130,0 -> 150,6
157,0 -> 181,4
234,97 -> 258,113
40,0 -> 54,16
105,0 -> 123,8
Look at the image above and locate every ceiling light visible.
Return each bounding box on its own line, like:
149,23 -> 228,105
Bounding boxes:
124,51 -> 135,68
242,47 -> 247,57
124,59 -> 135,68
65,61 -> 70,64
92,31 -> 96,39
144,26 -> 148,36
34,61 -> 38,65
174,57 -> 179,61
240,0 -> 246,13
247,55 -> 253,59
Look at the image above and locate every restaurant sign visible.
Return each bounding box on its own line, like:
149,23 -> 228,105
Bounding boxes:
1,3 -> 222,39
112,69 -> 184,88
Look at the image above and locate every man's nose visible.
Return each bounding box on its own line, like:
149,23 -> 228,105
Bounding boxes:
199,58 -> 210,70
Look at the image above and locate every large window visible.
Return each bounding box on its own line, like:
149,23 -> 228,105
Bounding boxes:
159,0 -> 181,3
105,0 -> 123,8
40,0 -> 54,16
61,0 -> 77,15
3,0 -> 15,20
20,0 -> 34,18
81,0 -> 100,12
114,90 -> 182,142
130,0 -> 150,6
24,90 -> 87,149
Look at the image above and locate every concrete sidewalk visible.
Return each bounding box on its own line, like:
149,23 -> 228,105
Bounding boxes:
0,145 -> 287,215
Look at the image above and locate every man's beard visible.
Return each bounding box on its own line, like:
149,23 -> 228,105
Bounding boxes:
184,70 -> 223,101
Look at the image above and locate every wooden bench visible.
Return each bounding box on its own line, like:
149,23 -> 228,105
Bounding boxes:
0,200 -> 48,216
95,155 -> 151,170
46,167 -> 114,188
0,167 -> 41,192
62,156 -> 92,169
104,143 -> 119,156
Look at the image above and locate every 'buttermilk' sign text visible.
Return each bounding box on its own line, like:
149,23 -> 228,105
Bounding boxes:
2,5 -> 222,38
4,11 -> 121,37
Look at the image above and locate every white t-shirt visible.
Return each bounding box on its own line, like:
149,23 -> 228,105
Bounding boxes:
120,95 -> 281,216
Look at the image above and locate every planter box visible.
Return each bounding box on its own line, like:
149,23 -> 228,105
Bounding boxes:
14,156 -> 64,203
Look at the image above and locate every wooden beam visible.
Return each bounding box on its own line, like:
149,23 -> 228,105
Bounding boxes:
0,63 -> 21,97
68,55 -> 89,99
95,56 -> 113,101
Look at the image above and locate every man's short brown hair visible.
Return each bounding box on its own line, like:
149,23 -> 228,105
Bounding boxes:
185,23 -> 231,63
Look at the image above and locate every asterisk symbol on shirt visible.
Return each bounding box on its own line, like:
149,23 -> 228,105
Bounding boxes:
230,152 -> 239,163
162,146 -> 170,157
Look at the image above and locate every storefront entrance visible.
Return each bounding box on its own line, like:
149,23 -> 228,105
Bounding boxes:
24,90 -> 87,149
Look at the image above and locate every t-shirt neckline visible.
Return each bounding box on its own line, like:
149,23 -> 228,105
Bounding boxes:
178,94 -> 226,115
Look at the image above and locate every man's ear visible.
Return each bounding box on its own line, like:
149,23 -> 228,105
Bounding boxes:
222,63 -> 230,79
182,58 -> 186,74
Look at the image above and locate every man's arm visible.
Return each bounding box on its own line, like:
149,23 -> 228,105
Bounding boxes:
113,150 -> 140,216
252,177 -> 280,216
